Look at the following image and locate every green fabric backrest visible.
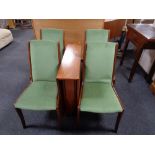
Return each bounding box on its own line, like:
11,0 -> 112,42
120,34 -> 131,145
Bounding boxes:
30,40 -> 58,82
85,42 -> 116,83
86,29 -> 109,43
41,29 -> 63,56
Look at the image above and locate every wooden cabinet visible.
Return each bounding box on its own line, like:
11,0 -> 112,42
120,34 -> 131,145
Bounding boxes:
104,19 -> 133,39
120,24 -> 155,82
57,44 -> 82,113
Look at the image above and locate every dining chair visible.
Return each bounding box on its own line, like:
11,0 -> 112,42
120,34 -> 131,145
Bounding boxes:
86,29 -> 110,43
77,42 -> 124,133
41,28 -> 64,58
14,40 -> 61,128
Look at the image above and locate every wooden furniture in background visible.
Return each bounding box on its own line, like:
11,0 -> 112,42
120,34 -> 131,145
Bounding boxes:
150,80 -> 155,95
14,20 -> 32,28
146,59 -> 155,83
57,44 -> 82,113
32,19 -> 104,49
120,24 -> 155,82
134,19 -> 154,24
104,19 -> 133,39
8,20 -> 16,29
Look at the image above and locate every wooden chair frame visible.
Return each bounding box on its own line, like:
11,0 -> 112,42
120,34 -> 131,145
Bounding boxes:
14,41 -> 61,129
77,43 -> 124,133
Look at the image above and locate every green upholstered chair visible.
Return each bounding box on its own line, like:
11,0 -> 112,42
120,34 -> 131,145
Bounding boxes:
86,29 -> 109,43
77,42 -> 124,132
14,40 -> 61,128
41,28 -> 64,59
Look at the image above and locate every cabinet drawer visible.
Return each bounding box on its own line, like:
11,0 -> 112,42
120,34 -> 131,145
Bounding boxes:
128,30 -> 144,46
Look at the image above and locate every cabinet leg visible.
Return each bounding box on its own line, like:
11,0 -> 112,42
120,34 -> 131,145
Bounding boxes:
77,108 -> 80,127
146,60 -> 155,84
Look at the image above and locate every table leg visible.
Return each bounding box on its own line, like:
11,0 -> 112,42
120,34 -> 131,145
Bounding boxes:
146,60 -> 155,84
56,79 -> 65,111
128,47 -> 143,82
74,80 -> 77,109
120,38 -> 129,65
118,31 -> 126,50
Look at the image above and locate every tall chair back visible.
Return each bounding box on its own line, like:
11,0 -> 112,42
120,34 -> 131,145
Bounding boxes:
41,29 -> 64,57
86,29 -> 109,43
84,42 -> 116,83
30,40 -> 60,82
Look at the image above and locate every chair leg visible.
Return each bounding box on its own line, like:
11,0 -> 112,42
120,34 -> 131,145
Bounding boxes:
56,108 -> 61,128
115,111 -> 124,133
15,108 -> 26,129
77,108 -> 80,127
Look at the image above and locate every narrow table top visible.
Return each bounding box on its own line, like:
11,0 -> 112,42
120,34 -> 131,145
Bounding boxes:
57,44 -> 82,80
128,24 -> 155,41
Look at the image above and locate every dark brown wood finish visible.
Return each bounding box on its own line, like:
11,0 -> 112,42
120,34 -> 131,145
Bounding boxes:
15,108 -> 26,128
112,44 -> 124,111
150,80 -> 155,95
115,111 -> 124,132
112,44 -> 118,85
57,44 -> 82,113
109,43 -> 124,132
57,42 -> 61,65
40,28 -> 42,40
28,42 -> 33,81
56,94 -> 61,127
120,24 -> 155,82
146,60 -> 155,83
104,19 -> 133,39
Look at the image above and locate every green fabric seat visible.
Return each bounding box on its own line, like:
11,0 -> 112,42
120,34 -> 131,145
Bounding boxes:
80,42 -> 123,114
41,28 -> 64,58
86,29 -> 109,43
80,82 -> 122,113
15,81 -> 57,110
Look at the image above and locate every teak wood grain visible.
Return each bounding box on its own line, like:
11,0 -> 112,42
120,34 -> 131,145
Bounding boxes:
57,44 -> 81,80
57,44 -> 82,113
